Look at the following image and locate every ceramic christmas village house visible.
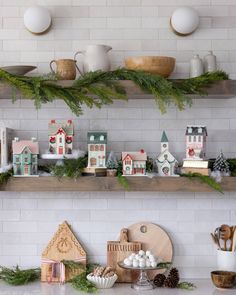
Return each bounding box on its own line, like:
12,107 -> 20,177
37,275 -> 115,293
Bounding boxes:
48,120 -> 74,155
182,125 -> 209,175
185,125 -> 207,160
122,149 -> 147,176
156,131 -> 178,176
87,131 -> 107,169
12,138 -> 39,177
41,221 -> 86,283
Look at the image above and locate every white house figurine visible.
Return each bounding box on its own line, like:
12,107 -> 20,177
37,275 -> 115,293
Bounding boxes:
156,131 -> 178,176
122,149 -> 147,176
87,132 -> 107,168
185,125 -> 207,160
48,120 -> 74,155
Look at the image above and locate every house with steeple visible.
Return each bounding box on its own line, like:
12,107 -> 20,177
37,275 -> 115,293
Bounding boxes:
156,131 -> 178,176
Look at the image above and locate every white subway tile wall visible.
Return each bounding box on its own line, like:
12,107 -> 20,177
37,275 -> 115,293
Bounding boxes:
0,0 -> 236,279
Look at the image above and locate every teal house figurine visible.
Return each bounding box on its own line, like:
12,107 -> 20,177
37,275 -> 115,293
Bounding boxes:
12,137 -> 39,177
87,132 -> 107,169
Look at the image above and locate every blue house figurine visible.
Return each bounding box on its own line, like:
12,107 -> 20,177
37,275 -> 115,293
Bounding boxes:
12,137 -> 39,177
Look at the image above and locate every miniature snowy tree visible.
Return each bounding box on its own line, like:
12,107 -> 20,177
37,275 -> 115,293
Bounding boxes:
106,151 -> 118,170
213,151 -> 230,175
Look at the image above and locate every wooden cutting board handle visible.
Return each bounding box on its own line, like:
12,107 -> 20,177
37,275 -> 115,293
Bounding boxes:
120,228 -> 129,243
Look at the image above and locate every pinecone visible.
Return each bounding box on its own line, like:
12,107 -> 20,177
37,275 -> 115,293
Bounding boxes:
153,273 -> 166,287
164,268 -> 180,288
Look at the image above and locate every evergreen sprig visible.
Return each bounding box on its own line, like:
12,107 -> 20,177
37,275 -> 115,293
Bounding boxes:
117,173 -> 130,190
0,68 -> 228,116
69,263 -> 100,293
178,282 -> 196,291
0,170 -> 13,186
181,172 -> 223,193
51,155 -> 88,179
0,265 -> 40,286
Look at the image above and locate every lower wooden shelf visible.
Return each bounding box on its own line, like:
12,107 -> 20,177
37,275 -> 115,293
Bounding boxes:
0,176 -> 235,192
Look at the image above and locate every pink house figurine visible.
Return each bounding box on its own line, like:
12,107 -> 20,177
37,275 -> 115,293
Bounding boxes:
185,125 -> 207,160
122,150 -> 147,176
48,120 -> 74,155
12,137 -> 39,177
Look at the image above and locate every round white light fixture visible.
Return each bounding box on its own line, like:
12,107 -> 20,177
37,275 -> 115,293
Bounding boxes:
24,6 -> 51,35
170,6 -> 199,36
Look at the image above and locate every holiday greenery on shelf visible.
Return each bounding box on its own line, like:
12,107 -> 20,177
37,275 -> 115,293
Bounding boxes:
0,169 -> 13,186
0,266 -> 40,286
0,68 -> 228,116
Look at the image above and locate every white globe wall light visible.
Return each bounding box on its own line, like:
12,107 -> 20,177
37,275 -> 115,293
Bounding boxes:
24,6 -> 51,35
170,7 -> 199,36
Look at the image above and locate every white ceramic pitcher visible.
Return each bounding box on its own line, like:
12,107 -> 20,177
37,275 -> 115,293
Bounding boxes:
74,44 -> 112,73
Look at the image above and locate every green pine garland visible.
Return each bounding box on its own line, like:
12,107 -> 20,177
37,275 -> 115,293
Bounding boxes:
0,265 -> 40,286
0,68 -> 228,116
178,282 -> 196,291
181,172 -> 223,194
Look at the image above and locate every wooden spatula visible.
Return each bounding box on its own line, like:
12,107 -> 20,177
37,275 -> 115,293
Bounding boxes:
231,227 -> 236,252
220,224 -> 231,251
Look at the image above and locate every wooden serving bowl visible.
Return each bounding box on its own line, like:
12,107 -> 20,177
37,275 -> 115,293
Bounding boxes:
124,56 -> 176,77
211,271 -> 236,289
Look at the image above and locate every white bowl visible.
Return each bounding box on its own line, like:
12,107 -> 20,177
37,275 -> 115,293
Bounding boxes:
87,274 -> 118,289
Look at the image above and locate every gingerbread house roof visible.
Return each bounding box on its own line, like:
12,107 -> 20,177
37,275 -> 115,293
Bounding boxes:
49,120 -> 73,136
12,140 -> 39,155
41,221 -> 86,262
122,150 -> 147,161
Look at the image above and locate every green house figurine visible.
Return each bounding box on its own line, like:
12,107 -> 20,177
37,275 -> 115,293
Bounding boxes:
87,132 -> 107,169
12,137 -> 39,177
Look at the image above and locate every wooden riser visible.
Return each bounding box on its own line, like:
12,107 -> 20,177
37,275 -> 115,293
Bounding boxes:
1,176 -> 236,192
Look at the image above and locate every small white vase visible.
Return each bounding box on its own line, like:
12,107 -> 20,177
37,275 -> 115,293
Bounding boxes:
204,51 -> 217,73
217,249 -> 236,272
190,54 -> 204,78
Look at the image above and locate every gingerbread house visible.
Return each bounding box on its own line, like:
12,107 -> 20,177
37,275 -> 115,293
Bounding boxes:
41,221 -> 86,283
122,150 -> 147,176
48,120 -> 74,155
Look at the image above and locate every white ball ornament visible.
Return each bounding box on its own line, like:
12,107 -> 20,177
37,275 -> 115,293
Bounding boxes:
139,250 -> 145,257
146,260 -> 151,267
151,261 -> 158,268
132,259 -> 139,268
124,258 -> 132,266
139,260 -> 146,268
135,254 -> 140,260
170,6 -> 199,36
146,250 -> 151,257
149,255 -> 155,262
24,6 -> 51,35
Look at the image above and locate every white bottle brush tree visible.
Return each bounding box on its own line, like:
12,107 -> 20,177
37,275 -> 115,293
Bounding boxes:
106,151 -> 118,170
211,151 -> 230,182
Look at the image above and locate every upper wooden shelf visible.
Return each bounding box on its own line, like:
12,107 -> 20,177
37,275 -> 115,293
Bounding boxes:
0,80 -> 235,99
0,176 -> 235,192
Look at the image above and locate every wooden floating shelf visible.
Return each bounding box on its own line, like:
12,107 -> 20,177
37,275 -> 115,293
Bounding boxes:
0,80 -> 235,99
1,176 -> 235,192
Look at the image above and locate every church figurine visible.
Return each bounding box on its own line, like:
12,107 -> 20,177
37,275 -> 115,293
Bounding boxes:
185,125 -> 207,160
48,120 -> 74,155
156,131 -> 178,176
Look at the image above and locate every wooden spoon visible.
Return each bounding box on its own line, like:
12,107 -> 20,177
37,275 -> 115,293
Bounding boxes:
211,232 -> 221,249
231,227 -> 236,252
220,224 -> 231,251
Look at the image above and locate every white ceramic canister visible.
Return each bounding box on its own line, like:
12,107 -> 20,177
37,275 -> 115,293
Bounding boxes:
74,44 -> 112,73
204,51 -> 217,73
217,249 -> 236,272
190,54 -> 204,78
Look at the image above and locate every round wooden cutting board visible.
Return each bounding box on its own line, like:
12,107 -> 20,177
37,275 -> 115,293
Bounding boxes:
128,222 -> 173,278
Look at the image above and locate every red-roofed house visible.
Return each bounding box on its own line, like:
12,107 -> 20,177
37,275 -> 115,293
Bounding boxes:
12,138 -> 39,176
122,150 -> 147,176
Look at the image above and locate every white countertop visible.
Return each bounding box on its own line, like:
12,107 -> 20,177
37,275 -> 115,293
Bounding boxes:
0,280 -> 235,295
